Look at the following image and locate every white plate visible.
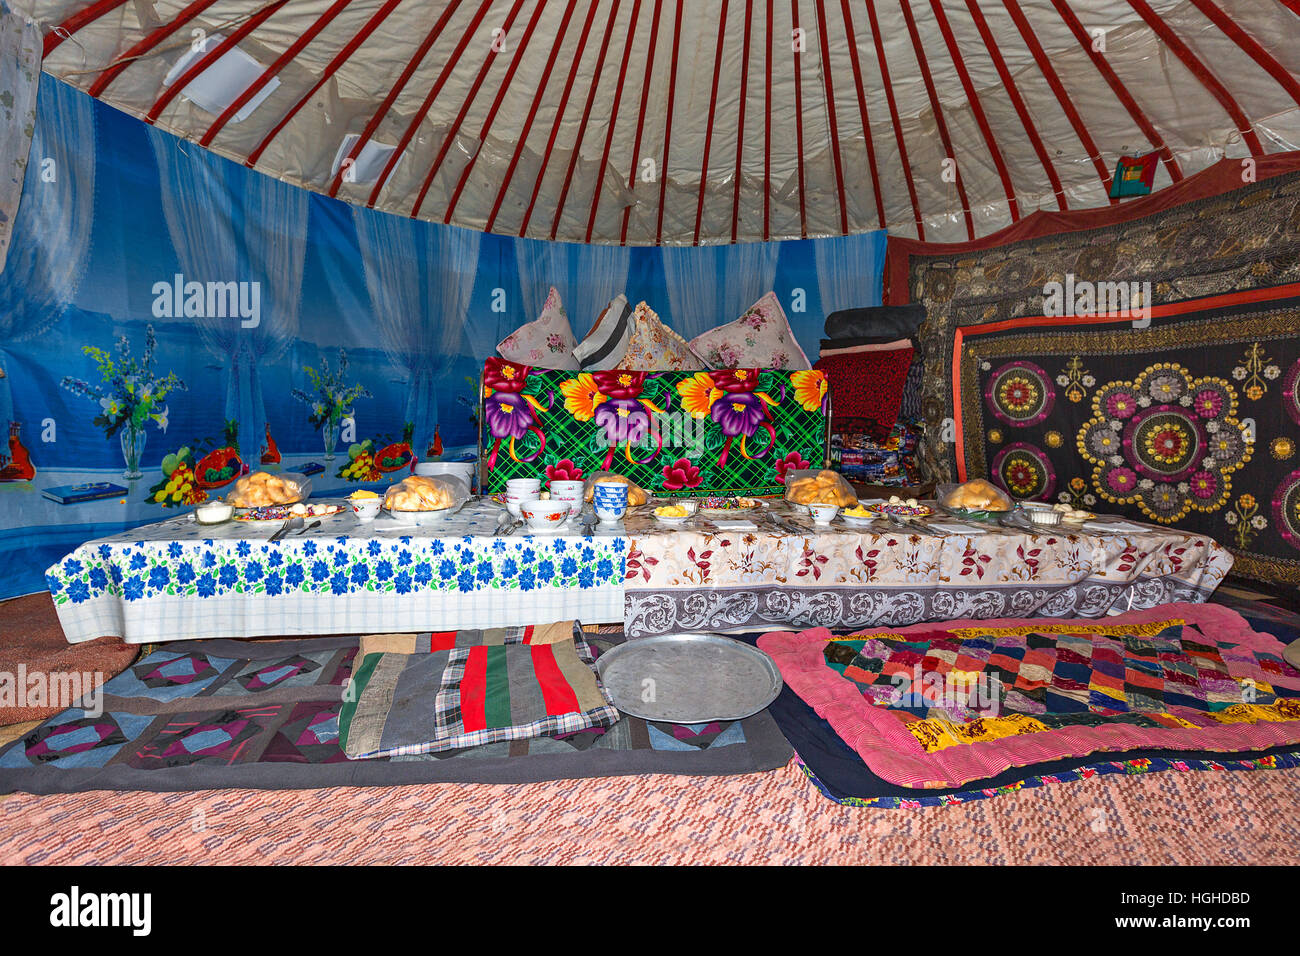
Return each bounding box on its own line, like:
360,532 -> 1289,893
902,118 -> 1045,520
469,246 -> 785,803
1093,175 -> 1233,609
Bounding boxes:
838,514 -> 878,528
654,514 -> 690,527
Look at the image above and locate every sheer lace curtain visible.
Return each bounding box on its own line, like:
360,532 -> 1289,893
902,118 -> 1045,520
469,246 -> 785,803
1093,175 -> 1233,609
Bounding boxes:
0,74 -> 95,427
515,238 -> 631,339
353,208 -> 482,454
660,242 -> 780,339
812,231 -> 887,316
148,127 -> 307,455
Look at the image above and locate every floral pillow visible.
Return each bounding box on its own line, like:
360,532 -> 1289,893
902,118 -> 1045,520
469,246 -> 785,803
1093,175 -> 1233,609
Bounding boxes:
689,292 -> 812,370
497,286 -> 579,371
616,301 -> 704,372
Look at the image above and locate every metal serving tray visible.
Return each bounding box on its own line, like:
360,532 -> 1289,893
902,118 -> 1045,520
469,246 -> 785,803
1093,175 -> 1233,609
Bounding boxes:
595,632 -> 783,723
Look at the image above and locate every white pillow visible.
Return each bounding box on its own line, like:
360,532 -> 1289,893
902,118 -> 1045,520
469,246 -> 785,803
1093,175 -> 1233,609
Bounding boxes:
688,291 -> 812,370
496,286 -> 579,370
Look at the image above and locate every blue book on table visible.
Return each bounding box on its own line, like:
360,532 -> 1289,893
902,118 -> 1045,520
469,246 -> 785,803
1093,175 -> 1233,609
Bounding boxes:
42,482 -> 129,504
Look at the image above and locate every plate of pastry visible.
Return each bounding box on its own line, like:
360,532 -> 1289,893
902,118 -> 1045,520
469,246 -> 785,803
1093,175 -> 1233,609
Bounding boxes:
381,475 -> 465,525
859,496 -> 935,519
233,502 -> 344,527
698,495 -> 762,518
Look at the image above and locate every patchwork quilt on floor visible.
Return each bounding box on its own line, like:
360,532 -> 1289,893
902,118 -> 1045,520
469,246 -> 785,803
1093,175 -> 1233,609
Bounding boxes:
340,624 -> 620,759
0,633 -> 792,793
758,603 -> 1300,789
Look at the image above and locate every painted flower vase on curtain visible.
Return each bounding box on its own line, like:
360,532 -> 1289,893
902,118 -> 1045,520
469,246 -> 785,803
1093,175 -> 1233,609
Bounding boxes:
292,349 -> 371,462
59,325 -> 185,480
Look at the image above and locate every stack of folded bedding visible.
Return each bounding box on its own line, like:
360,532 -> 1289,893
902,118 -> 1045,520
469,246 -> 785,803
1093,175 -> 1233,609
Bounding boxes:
339,622 -> 620,759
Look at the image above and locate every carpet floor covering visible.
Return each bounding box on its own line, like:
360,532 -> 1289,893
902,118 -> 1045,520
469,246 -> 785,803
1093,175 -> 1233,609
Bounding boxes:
0,758 -> 1296,864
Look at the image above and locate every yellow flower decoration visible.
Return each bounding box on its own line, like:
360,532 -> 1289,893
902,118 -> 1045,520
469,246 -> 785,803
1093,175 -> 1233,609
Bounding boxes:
1045,431 -> 1063,449
790,369 -> 828,413
677,372 -> 722,419
1272,437 -> 1295,460
559,373 -> 605,422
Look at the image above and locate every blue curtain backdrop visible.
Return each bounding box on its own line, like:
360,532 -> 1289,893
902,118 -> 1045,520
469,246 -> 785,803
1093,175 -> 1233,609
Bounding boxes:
0,77 -> 884,599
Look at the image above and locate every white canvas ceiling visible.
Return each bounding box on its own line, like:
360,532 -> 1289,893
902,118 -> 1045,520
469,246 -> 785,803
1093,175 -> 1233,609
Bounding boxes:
17,0 -> 1300,244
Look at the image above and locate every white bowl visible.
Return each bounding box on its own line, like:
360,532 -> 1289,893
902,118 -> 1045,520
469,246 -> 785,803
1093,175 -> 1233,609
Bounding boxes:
195,501 -> 234,524
809,503 -> 840,525
520,498 -> 570,531
350,497 -> 382,521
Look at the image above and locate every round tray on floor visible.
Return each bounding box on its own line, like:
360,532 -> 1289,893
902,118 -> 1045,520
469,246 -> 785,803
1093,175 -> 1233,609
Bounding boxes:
595,632 -> 783,723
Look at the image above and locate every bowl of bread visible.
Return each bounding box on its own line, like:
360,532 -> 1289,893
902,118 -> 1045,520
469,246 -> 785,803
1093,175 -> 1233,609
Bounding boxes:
938,478 -> 1014,520
225,471 -> 312,509
784,469 -> 858,509
381,475 -> 467,525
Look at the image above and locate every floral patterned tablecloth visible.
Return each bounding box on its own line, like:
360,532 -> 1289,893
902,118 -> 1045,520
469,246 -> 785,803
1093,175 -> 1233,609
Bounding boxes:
621,510 -> 1234,638
46,502 -> 628,644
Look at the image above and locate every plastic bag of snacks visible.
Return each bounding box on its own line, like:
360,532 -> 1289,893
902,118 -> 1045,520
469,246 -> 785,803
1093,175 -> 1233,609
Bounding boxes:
382,474 -> 469,512
937,478 -> 1013,513
582,472 -> 650,506
783,469 -> 858,508
225,471 -> 313,508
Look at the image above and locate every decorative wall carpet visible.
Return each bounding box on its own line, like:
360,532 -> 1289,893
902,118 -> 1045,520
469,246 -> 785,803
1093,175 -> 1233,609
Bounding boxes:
0,633 -> 792,795
757,604 -> 1300,790
954,287 -> 1300,585
887,158 -> 1300,483
479,361 -> 829,496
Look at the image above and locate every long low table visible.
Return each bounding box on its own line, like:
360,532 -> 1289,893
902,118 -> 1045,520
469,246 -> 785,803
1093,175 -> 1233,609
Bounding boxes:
46,502 -> 627,644
45,500 -> 1234,645
619,510 -> 1234,638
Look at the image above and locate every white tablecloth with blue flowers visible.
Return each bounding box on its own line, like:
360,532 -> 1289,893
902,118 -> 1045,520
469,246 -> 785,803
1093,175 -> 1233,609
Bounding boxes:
45,502 -> 628,644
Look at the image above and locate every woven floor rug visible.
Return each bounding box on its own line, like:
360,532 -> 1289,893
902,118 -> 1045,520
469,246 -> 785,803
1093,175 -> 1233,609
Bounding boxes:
0,633 -> 791,795
759,603 -> 1300,793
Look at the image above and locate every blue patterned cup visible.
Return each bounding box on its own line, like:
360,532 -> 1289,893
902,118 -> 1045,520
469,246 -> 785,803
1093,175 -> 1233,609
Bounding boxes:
593,483 -> 629,523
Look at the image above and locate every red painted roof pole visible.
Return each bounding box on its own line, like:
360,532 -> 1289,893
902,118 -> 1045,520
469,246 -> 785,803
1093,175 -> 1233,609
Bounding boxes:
1127,0 -> 1263,155
619,0 -> 664,244
584,0 -> 644,242
247,0 -> 404,167
325,1 -> 462,198
864,0 -> 924,239
1191,0 -> 1300,108
487,0 -> 590,233
514,0 -> 605,236
364,0 -> 498,207
789,0 -> 809,238
43,0 -> 130,57
896,0 -> 975,239
812,0 -> 850,234
838,0 -> 887,230
548,0 -> 624,239
89,0 -> 223,98
201,0 -> 353,147
692,0 -> 730,245
409,0 -> 530,219
999,0 -> 1114,202
146,0 -> 288,124
961,0 -> 1066,211
654,0 -> 685,244
927,0 -> 1019,222
729,0 -> 755,242
439,0 -> 553,223
1049,0 -> 1184,181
